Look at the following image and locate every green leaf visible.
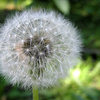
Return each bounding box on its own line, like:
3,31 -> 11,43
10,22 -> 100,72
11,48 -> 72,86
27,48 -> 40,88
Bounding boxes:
53,0 -> 70,15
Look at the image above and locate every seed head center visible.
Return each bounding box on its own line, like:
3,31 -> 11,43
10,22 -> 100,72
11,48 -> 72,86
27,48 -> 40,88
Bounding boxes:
22,35 -> 52,60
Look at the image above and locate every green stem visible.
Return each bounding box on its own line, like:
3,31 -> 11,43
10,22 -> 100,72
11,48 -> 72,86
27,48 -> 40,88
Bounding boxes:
33,86 -> 39,100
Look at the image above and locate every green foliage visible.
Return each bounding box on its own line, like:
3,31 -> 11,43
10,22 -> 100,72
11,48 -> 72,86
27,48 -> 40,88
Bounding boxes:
69,0 -> 100,49
0,0 -> 32,10
40,58 -> 100,100
53,0 -> 70,15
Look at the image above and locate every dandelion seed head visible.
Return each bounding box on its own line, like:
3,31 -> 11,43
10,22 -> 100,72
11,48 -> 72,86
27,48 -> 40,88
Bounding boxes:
0,10 -> 81,88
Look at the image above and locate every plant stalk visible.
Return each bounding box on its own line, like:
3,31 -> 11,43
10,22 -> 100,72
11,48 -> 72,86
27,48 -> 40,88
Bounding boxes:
33,86 -> 39,100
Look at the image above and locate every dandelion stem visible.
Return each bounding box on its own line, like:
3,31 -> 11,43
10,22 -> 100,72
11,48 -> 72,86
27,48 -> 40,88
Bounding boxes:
33,86 -> 39,100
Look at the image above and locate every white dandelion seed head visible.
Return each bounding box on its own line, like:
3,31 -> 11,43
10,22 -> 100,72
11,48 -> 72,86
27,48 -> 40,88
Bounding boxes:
0,10 -> 81,88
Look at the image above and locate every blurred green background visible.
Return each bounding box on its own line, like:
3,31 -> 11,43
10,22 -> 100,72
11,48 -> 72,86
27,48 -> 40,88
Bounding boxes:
0,0 -> 100,100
